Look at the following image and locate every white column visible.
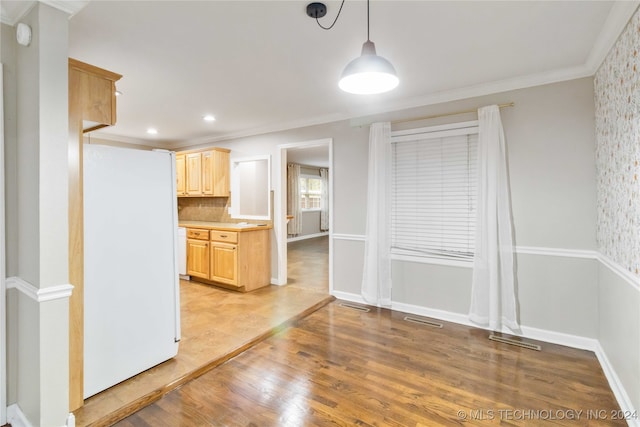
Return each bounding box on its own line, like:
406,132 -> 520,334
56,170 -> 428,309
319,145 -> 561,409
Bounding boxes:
5,3 -> 72,426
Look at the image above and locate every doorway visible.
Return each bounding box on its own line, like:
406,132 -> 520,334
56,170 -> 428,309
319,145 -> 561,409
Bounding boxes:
276,139 -> 333,293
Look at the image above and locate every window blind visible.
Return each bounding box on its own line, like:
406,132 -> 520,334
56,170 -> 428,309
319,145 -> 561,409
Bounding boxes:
391,124 -> 478,260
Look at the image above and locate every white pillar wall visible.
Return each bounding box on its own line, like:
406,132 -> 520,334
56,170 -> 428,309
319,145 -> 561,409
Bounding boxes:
5,3 -> 72,426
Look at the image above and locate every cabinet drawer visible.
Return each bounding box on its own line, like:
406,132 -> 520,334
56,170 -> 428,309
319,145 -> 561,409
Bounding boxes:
187,228 -> 209,240
210,230 -> 238,243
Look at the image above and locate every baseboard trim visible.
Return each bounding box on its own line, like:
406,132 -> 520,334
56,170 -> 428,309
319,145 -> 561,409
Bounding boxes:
6,277 -> 73,303
333,291 -> 637,421
287,232 -> 329,243
7,404 -> 32,427
331,233 -> 366,242
333,291 -> 599,351
331,290 -> 367,305
594,342 -> 640,427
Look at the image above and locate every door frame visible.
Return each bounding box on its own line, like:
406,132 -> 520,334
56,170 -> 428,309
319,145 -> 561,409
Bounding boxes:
1,63 -> 7,425
275,138 -> 333,292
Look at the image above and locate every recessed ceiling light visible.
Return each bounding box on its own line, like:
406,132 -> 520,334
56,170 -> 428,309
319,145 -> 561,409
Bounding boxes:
146,128 -> 158,135
203,115 -> 216,122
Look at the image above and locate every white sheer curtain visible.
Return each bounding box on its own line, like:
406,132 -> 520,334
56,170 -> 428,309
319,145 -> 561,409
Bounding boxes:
287,163 -> 302,236
469,105 -> 519,331
361,122 -> 392,307
319,168 -> 329,232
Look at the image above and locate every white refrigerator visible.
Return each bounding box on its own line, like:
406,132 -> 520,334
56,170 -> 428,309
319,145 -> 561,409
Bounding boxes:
83,144 -> 181,398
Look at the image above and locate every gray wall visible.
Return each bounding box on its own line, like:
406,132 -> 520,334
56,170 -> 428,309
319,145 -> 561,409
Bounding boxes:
598,265 -> 640,412
3,4 -> 71,425
175,78 -> 600,339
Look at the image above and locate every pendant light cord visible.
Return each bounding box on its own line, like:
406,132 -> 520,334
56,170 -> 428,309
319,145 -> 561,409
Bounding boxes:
367,0 -> 370,41
315,0 -> 346,30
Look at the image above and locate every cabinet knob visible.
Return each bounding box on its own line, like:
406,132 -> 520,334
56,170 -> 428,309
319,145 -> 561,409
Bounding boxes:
220,234 -> 228,238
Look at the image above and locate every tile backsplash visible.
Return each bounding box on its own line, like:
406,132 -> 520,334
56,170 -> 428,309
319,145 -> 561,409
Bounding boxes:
177,197 -> 232,222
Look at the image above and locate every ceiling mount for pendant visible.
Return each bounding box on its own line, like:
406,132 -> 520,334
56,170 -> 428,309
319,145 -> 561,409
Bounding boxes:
305,0 -> 399,95
306,2 -> 327,19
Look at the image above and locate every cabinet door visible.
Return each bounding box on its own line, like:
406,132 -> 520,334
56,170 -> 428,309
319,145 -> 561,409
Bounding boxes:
212,150 -> 230,197
187,238 -> 209,279
176,154 -> 186,196
201,150 -> 214,196
210,242 -> 238,286
185,153 -> 202,195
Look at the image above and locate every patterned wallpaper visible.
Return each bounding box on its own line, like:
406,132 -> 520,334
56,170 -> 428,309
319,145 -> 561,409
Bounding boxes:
594,7 -> 640,276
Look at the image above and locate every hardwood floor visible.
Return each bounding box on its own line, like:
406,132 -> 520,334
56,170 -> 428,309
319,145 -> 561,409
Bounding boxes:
116,302 -> 622,426
73,280 -> 332,426
287,236 -> 329,292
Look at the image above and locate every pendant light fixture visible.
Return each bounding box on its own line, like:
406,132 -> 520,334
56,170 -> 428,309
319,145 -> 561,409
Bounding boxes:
339,0 -> 398,94
307,0 -> 399,95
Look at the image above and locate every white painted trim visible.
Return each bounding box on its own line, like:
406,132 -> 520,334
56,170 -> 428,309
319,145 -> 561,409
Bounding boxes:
331,290 -> 368,305
79,4 -> 639,153
0,62 -> 6,426
270,277 -> 280,286
391,300 -> 475,328
41,0 -> 89,17
277,138 -> 333,288
391,253 -> 473,269
515,246 -> 599,259
597,253 -> 640,293
336,292 -> 600,351
287,232 -> 329,243
0,1 -> 89,25
86,131 -> 174,150
516,324 -> 598,352
7,404 -> 32,427
586,1 -> 640,74
0,1 -> 35,26
6,405 -> 75,427
0,62 -> 8,425
332,233 -> 365,242
594,342 -> 640,427
6,277 -> 73,303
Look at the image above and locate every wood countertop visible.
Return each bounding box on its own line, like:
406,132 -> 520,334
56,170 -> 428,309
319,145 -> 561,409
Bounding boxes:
178,220 -> 272,232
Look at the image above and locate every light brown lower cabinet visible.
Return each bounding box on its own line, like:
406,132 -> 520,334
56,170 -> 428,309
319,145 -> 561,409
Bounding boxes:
210,242 -> 238,285
185,227 -> 270,292
186,238 -> 209,279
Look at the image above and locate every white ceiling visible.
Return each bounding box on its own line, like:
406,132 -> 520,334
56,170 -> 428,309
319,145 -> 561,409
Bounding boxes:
4,1 -> 639,148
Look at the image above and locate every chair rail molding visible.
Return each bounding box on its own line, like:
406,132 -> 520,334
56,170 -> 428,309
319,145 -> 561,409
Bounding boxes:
6,277 -> 73,302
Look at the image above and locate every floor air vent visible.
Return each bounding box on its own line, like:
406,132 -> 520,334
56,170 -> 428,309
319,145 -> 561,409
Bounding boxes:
489,334 -> 541,351
338,303 -> 370,312
403,316 -> 443,328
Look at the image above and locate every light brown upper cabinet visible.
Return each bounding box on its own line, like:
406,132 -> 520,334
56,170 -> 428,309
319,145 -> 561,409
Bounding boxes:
69,58 -> 121,133
176,154 -> 186,196
176,148 -> 230,197
185,152 -> 203,195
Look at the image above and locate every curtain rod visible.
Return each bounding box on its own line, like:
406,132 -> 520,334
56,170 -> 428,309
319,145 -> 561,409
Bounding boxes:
391,102 -> 515,125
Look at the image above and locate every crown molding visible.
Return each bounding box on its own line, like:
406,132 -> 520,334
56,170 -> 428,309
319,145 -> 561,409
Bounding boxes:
1,1 -> 35,26
70,1 -> 639,151
41,0 -> 89,17
586,1 -> 640,74
85,131 -> 174,149
1,0 -> 88,25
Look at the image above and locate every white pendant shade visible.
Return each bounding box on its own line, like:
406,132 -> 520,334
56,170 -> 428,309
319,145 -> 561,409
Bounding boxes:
339,40 -> 399,95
